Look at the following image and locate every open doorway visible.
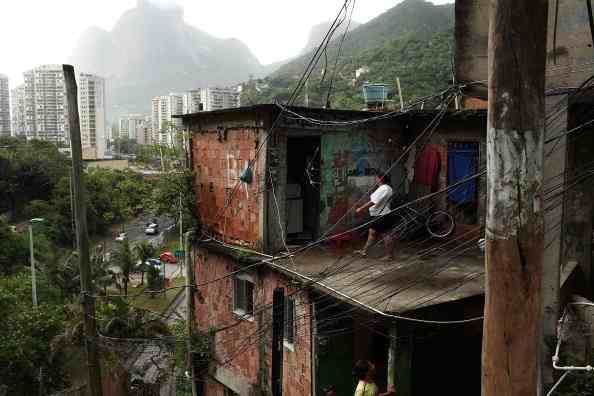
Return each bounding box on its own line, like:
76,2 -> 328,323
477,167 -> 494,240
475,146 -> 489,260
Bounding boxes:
286,136 -> 321,243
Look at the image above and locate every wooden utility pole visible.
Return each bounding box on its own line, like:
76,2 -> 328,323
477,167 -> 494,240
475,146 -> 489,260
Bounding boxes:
482,2 -> 548,396
63,64 -> 104,396
185,231 -> 198,396
271,288 -> 285,396
386,323 -> 397,392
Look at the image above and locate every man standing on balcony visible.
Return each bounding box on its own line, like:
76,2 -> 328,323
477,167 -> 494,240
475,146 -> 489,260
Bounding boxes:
355,173 -> 395,261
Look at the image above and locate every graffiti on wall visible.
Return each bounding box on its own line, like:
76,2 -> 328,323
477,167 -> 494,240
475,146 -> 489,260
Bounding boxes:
319,131 -> 399,234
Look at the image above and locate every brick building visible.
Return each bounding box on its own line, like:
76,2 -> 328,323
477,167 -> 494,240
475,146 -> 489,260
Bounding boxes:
170,3 -> 594,394
176,104 -> 497,395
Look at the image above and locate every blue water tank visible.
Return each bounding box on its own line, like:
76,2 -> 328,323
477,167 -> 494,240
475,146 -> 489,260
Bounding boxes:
362,84 -> 389,104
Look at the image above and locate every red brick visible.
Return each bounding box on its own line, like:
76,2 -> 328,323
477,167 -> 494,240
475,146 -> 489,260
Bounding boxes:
195,251 -> 313,396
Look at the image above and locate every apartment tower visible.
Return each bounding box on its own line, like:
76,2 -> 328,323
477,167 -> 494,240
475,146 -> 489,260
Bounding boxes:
11,65 -> 106,158
0,74 -> 10,136
78,73 -> 107,159
151,94 -> 183,145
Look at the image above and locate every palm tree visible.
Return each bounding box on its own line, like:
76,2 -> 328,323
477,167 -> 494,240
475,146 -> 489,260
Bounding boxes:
40,247 -> 116,299
134,240 -> 156,285
111,239 -> 135,296
90,248 -> 117,296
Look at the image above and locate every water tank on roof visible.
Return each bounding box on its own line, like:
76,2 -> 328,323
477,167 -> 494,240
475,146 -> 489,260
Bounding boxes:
362,83 -> 389,105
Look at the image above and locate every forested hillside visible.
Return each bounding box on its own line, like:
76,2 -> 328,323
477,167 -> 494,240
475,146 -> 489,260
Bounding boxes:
241,0 -> 454,110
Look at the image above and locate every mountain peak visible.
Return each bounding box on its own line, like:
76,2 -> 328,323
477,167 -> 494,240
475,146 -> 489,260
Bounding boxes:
301,19 -> 362,54
70,0 -> 263,118
128,0 -> 184,21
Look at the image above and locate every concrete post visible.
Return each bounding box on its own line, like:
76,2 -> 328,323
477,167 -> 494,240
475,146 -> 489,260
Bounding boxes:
29,224 -> 38,307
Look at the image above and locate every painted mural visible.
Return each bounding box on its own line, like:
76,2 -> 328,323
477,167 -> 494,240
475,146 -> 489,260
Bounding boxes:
319,131 -> 401,235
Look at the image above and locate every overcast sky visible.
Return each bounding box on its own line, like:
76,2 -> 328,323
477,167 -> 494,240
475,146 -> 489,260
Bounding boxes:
0,0 -> 452,85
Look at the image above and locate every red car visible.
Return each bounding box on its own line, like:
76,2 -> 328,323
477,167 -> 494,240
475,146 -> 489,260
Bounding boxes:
159,251 -> 177,264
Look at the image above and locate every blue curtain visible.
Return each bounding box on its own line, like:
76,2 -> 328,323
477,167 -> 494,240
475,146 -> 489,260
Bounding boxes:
447,142 -> 478,204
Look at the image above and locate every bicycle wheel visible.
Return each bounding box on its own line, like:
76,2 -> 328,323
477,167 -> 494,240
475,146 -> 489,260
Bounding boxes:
426,210 -> 455,238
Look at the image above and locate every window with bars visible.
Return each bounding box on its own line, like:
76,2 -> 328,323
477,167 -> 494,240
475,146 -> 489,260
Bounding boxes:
233,275 -> 254,318
284,297 -> 296,346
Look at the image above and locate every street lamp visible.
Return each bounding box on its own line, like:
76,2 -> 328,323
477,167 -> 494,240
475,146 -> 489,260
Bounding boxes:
29,217 -> 45,307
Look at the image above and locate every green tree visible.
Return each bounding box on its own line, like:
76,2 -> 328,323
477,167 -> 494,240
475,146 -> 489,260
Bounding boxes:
0,216 -> 30,275
0,137 -> 69,219
135,144 -> 158,166
145,263 -> 163,295
0,273 -> 69,395
96,297 -> 170,339
91,248 -> 118,296
148,169 -> 198,231
134,240 -> 156,285
113,137 -> 138,155
111,239 -> 135,296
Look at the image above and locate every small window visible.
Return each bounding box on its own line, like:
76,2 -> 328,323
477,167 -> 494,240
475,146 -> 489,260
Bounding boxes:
233,276 -> 254,318
284,297 -> 295,346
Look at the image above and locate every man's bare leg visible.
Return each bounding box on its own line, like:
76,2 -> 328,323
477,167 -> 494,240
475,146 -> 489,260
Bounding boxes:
380,233 -> 395,261
355,228 -> 377,256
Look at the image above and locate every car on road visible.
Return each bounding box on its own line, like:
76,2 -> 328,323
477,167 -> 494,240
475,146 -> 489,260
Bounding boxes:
135,258 -> 162,273
145,224 -> 159,235
159,251 -> 177,264
145,258 -> 162,268
115,232 -> 127,242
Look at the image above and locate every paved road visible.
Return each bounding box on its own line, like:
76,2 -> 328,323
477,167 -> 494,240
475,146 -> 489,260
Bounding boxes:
102,215 -> 175,252
165,288 -> 187,324
100,215 -> 183,278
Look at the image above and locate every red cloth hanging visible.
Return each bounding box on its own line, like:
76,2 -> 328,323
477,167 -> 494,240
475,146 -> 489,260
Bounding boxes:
414,144 -> 441,187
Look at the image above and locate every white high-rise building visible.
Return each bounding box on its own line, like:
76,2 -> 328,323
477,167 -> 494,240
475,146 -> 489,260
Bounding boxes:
78,73 -> 107,159
11,65 -> 107,158
10,84 -> 25,136
119,114 -> 147,140
22,65 -> 69,144
136,116 -> 152,146
182,90 -> 202,114
200,87 -> 241,111
0,74 -> 10,136
151,93 -> 183,145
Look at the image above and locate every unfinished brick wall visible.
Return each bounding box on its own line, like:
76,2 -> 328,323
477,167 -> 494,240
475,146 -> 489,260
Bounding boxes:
195,248 -> 313,396
191,126 -> 265,249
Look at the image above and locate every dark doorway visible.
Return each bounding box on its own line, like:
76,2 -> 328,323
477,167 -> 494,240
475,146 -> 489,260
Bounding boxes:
286,136 -> 321,243
412,315 -> 482,395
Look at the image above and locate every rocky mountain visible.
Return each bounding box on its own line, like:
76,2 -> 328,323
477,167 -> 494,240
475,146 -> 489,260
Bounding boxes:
69,0 -> 266,118
242,0 -> 455,110
301,20 -> 362,55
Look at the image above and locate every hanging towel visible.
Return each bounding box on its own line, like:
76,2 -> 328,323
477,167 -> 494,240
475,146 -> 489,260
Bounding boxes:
414,144 -> 441,188
447,144 -> 478,204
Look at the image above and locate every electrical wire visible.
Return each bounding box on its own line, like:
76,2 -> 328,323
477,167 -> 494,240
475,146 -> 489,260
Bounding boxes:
84,70 -> 594,387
